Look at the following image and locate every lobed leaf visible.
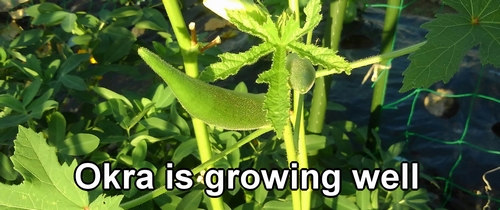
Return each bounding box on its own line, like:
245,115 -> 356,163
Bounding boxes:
287,41 -> 351,75
400,0 -> 500,92
226,9 -> 280,44
199,42 -> 274,82
256,46 -> 290,138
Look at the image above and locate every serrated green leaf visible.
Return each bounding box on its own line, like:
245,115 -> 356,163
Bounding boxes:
256,46 -> 290,138
226,8 -> 280,44
199,42 -> 274,82
0,126 -> 101,209
302,0 -> 322,34
287,41 -> 351,75
59,74 -> 87,91
280,0 -> 322,43
400,0 -> 500,92
88,194 -> 124,210
58,133 -> 100,155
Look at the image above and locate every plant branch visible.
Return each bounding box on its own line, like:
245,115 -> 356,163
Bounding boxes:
315,41 -> 426,78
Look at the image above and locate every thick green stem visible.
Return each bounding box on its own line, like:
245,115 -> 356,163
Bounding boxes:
315,41 -> 425,78
287,0 -> 312,208
283,120 -> 301,210
307,0 -> 347,134
161,1 -> 224,210
366,0 -> 402,151
120,128 -> 273,209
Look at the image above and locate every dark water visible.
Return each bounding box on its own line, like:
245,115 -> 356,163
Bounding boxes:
329,8 -> 500,208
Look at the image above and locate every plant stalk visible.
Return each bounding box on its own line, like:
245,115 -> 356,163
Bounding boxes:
283,120 -> 301,210
366,0 -> 402,151
315,41 -> 426,78
161,1 -> 224,210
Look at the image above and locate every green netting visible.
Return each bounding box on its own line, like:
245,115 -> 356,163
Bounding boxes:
364,0 -> 500,209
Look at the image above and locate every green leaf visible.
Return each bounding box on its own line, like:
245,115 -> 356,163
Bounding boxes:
171,138 -> 197,164
301,0 -> 322,36
356,188 -> 371,209
0,94 -> 26,113
280,0 -> 322,44
226,136 -> 240,168
58,133 -> 100,156
59,74 -> 87,91
0,152 -> 17,181
59,54 -> 90,76
93,86 -> 133,108
0,115 -> 31,129
132,139 -> 147,166
256,46 -> 290,138
109,6 -> 142,18
88,194 -> 124,210
324,196 -> 359,209
199,42 -> 274,82
262,200 -> 293,210
22,78 -> 42,106
141,8 -> 170,31
61,13 -> 77,33
383,141 -> 405,162
48,111 -> 66,147
108,98 -> 131,129
37,2 -> 63,12
140,117 -> 181,137
127,102 -> 155,130
401,189 -> 431,210
31,11 -> 68,26
151,84 -> 176,109
0,126 -> 123,209
9,29 -> 43,48
254,183 -> 268,205
176,190 -> 203,210
226,7 -> 280,44
288,41 -> 351,75
400,0 -> 500,92
170,101 -> 190,136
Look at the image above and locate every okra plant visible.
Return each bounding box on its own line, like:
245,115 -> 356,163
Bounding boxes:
0,0 -> 498,209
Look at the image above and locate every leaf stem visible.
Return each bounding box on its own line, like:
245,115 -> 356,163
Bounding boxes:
315,41 -> 426,78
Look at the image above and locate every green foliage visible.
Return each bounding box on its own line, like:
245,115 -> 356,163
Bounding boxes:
401,0 -> 500,92
0,126 -> 123,209
1,0 -> 497,209
201,0 -> 350,137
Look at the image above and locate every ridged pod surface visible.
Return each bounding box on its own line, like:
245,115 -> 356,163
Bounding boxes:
138,48 -> 271,130
286,53 -> 316,94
